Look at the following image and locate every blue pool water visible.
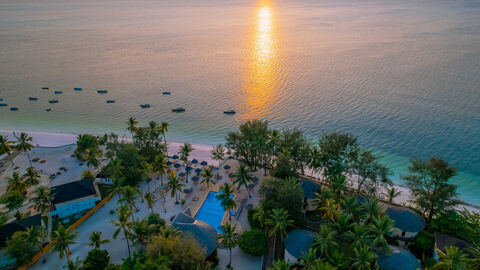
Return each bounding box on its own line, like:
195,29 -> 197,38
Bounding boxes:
194,191 -> 232,233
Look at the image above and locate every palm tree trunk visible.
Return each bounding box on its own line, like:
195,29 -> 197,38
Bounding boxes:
8,153 -> 14,167
245,186 -> 252,198
125,234 -> 131,256
160,175 -> 164,186
229,247 -> 232,267
27,150 -> 32,168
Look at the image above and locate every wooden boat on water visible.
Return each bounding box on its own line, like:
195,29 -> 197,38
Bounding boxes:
0,103 -> 8,107
106,100 -> 115,103
49,99 -> 59,104
10,107 -> 18,111
97,90 -> 108,94
223,110 -> 236,115
46,108 -> 51,112
74,88 -> 82,91
54,91 -> 63,94
140,104 -> 151,108
0,98 -> 3,101
172,108 -> 185,112
41,87 -> 49,90
28,97 -> 38,101
162,92 -> 171,95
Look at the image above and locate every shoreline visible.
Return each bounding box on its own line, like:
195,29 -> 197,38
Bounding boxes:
1,129 -> 479,212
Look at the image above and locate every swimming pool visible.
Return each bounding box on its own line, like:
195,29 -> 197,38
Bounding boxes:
194,191 -> 232,233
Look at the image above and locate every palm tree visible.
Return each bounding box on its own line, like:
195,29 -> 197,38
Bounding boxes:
148,121 -> 160,138
383,187 -> 402,207
233,164 -> 253,198
200,166 -> 215,187
312,224 -> 338,258
63,257 -> 83,270
299,248 -> 320,269
466,245 -> 480,269
321,198 -> 339,222
178,142 -> 193,166
159,226 -> 180,239
270,259 -> 291,270
106,176 -> 126,199
351,245 -> 377,270
219,223 -> 239,268
88,231 -> 110,249
217,183 -> 236,221
126,117 -> 138,138
106,158 -> 124,180
369,216 -> 393,255
253,204 -> 268,229
85,148 -> 101,172
346,223 -> 369,250
362,199 -> 381,225
152,153 -> 170,186
266,208 -> 294,259
131,218 -> 154,246
6,171 -> 28,194
24,167 -> 40,186
144,192 -> 154,213
341,196 -> 362,220
333,212 -> 352,237
112,205 -> 133,256
14,132 -> 34,168
433,246 -> 469,270
0,135 -> 15,167
119,186 -> 141,212
26,226 -> 47,254
30,186 -> 53,214
52,225 -> 79,264
142,162 -> 154,193
166,170 -> 184,204
160,121 -> 169,147
158,188 -> 168,213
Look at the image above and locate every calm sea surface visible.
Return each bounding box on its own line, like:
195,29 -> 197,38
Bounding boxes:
1,0 -> 479,204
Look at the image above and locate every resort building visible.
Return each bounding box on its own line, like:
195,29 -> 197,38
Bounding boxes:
0,214 -> 43,247
283,230 -> 316,262
171,210 -> 218,257
49,179 -> 101,218
386,205 -> 425,240
300,179 -> 320,212
376,246 -> 421,270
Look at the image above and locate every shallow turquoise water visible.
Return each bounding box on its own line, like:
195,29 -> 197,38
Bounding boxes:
0,0 -> 479,204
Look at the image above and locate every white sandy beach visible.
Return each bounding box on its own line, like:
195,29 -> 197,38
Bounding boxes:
1,129 -> 478,214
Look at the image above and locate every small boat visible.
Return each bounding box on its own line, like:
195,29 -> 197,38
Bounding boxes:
10,107 -> 18,111
140,104 -> 151,108
162,92 -> 171,95
54,91 -> 63,94
172,108 -> 185,112
41,87 -> 49,90
49,99 -> 59,103
0,98 -> 3,101
28,97 -> 38,101
45,108 -> 52,112
0,103 -> 8,107
97,90 -> 108,94
106,100 -> 115,103
74,88 -> 82,91
223,110 -> 236,115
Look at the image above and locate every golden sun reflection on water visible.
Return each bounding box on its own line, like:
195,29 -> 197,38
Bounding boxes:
240,2 -> 281,120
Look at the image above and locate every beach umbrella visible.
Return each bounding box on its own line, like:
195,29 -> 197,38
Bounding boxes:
174,163 -> 181,168
185,166 -> 192,172
191,159 -> 199,164
195,168 -> 202,175
191,176 -> 199,182
228,173 -> 234,178
224,165 -> 231,170
184,188 -> 193,194
172,155 -> 179,159
200,161 -> 208,166
179,172 -> 186,177
166,161 -> 172,166
248,184 -> 255,190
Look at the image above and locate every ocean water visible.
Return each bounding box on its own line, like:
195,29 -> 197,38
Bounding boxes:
0,0 -> 479,204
